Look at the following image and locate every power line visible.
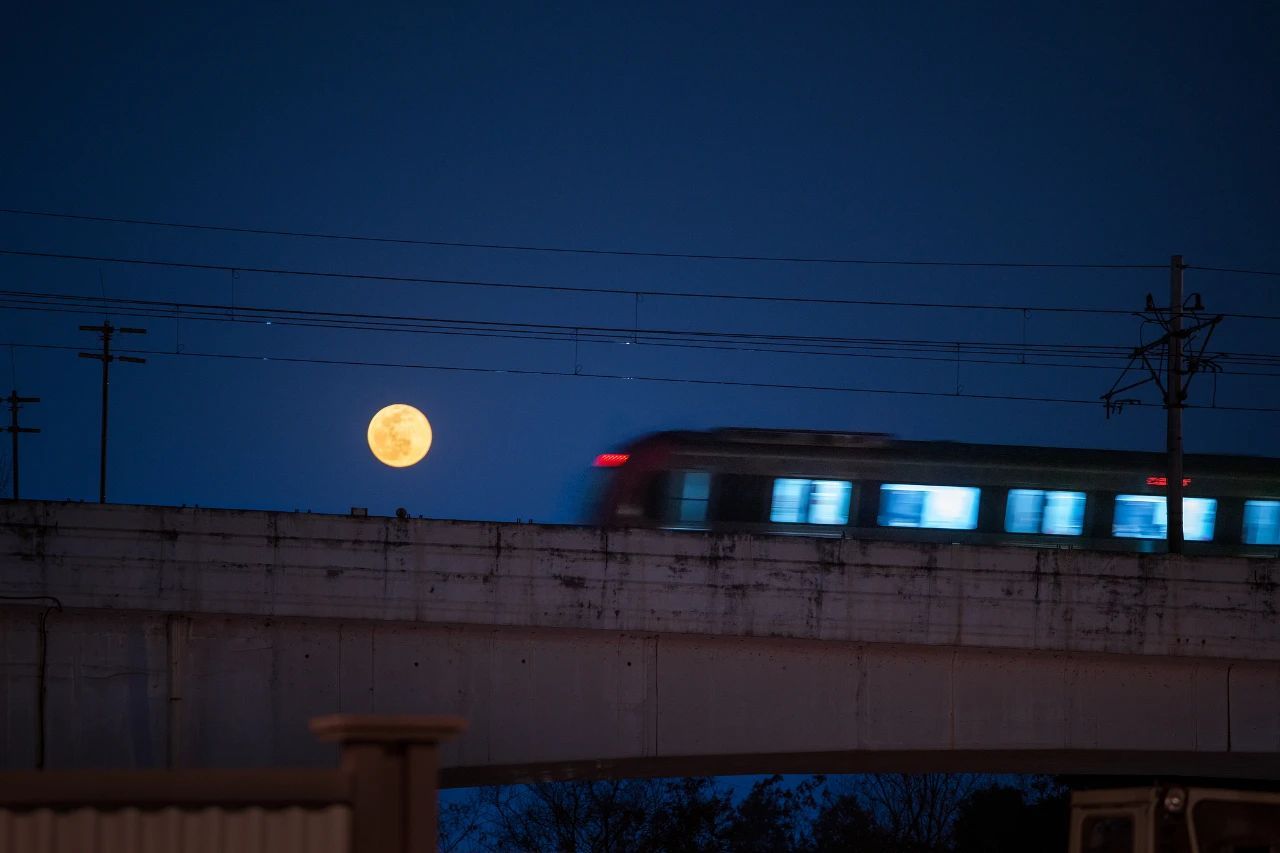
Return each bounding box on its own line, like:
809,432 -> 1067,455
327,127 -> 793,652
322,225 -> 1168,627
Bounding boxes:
8,288 -> 1280,377
6,302 -> 1156,371
10,341 -> 1280,413
0,287 -> 1143,347
0,247 -> 1153,315
0,304 -> 1172,373
0,207 -> 1168,270
6,289 -> 1280,380
4,247 -> 1279,321
1186,265 -> 1280,279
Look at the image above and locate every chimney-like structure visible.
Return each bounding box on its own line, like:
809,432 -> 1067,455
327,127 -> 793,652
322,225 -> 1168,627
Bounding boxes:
311,714 -> 467,853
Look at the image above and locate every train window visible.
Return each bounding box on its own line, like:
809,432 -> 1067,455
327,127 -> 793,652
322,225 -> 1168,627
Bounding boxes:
1243,500 -> 1280,545
663,471 -> 711,524
1005,489 -> 1086,535
1080,814 -> 1134,853
1113,495 -> 1218,541
878,484 -> 980,530
1191,799 -> 1280,853
770,478 -> 853,525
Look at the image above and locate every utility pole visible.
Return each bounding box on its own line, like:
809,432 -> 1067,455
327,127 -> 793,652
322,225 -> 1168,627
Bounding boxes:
1101,255 -> 1222,555
5,391 -> 40,500
1167,255 -> 1184,554
79,322 -> 146,503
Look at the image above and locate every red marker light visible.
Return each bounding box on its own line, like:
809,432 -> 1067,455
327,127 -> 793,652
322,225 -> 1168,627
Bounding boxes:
594,453 -> 629,467
1146,476 -> 1191,487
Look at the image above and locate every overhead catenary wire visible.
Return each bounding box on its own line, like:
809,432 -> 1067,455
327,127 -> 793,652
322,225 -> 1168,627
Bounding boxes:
0,287 -> 1148,348
11,340 -> 1280,412
1186,265 -> 1280,279
0,304 -> 1192,374
7,290 -> 1280,376
6,288 -> 1280,376
3,247 -> 1279,321
0,207 -> 1169,270
1,253 -> 1274,412
0,247 -> 1191,319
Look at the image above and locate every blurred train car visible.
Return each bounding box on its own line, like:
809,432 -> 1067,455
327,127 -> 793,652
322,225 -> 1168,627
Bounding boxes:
590,428 -> 1280,556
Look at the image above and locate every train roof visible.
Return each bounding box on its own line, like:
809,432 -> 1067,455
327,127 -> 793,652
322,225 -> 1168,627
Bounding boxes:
619,427 -> 1280,476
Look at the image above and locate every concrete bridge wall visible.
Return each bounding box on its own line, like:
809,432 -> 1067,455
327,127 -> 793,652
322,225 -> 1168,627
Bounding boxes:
1,502 -> 1277,783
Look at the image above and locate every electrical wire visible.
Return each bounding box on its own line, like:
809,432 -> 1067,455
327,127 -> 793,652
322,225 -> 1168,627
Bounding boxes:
0,304 -> 1163,373
0,247 -> 1156,315
0,207 -> 1168,270
9,341 -> 1280,413
8,288 -> 1280,376
5,247 -> 1278,321
1186,265 -> 1280,278
0,287 -> 1142,348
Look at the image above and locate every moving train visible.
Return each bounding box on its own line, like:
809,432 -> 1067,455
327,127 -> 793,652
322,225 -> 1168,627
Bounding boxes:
591,428 -> 1280,556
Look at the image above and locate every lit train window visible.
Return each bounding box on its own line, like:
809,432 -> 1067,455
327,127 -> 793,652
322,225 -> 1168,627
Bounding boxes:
1243,500 -> 1280,545
1005,489 -> 1086,535
770,478 -> 852,525
663,471 -> 711,523
1112,495 -> 1218,541
878,484 -> 980,530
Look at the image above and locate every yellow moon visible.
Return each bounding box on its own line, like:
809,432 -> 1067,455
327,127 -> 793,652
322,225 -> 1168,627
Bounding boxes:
367,404 -> 433,468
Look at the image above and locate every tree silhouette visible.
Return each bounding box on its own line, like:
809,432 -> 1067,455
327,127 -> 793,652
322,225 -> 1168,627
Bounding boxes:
952,782 -> 1069,853
443,773 -> 1070,852
723,775 -> 819,852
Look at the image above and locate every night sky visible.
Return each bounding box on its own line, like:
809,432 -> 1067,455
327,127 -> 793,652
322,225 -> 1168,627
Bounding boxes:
2,2 -> 1278,523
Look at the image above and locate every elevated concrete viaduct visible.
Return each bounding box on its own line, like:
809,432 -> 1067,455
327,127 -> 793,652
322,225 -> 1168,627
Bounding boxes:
1,501 -> 1278,784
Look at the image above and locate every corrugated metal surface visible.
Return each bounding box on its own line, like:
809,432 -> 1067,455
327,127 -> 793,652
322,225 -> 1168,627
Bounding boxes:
0,805 -> 350,853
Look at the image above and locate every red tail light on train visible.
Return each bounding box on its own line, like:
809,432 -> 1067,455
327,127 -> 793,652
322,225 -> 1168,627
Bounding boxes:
594,453 -> 630,467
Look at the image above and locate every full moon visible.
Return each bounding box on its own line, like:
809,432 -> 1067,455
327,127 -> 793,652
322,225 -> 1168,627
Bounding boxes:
367,404 -> 433,468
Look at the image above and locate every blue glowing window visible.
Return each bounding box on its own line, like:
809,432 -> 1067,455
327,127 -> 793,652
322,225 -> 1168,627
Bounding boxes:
878,484 -> 980,530
1112,495 -> 1217,541
1243,500 -> 1280,545
770,478 -> 852,525
1005,489 -> 1086,535
664,471 -> 710,523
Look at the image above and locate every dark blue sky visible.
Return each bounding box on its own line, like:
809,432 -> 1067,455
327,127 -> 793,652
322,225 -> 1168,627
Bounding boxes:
2,2 -> 1277,521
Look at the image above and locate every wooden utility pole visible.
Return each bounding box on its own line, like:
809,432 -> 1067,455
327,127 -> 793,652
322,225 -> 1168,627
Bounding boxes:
1167,255 -> 1184,554
5,391 -> 40,499
79,322 -> 146,503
